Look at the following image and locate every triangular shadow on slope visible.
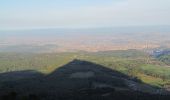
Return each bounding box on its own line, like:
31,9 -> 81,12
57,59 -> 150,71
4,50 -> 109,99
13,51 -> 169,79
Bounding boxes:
0,59 -> 170,100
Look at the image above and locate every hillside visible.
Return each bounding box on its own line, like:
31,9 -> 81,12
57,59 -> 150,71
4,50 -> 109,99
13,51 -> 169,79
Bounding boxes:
0,50 -> 170,99
0,59 -> 170,100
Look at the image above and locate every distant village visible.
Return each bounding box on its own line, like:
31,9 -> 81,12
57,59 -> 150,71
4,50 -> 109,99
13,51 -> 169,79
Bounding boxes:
151,49 -> 170,57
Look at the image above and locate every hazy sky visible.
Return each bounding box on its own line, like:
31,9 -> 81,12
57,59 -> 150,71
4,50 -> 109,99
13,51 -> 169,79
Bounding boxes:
0,0 -> 170,30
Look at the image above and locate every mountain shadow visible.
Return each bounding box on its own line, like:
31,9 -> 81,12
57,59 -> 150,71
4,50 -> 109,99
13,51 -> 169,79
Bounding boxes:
0,59 -> 170,100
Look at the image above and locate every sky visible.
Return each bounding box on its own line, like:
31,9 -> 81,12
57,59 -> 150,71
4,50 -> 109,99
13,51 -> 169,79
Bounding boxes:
0,0 -> 170,30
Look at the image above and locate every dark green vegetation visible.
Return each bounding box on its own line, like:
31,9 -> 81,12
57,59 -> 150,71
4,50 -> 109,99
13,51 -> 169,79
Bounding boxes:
0,50 -> 170,100
158,54 -> 170,65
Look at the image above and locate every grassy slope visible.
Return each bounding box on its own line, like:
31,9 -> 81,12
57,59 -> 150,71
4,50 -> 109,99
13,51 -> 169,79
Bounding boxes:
0,50 -> 170,88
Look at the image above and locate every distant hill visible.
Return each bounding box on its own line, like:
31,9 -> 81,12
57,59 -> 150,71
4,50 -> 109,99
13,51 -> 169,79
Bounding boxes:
0,44 -> 58,53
